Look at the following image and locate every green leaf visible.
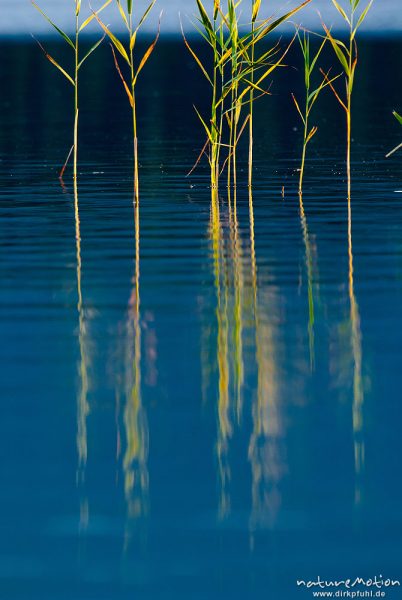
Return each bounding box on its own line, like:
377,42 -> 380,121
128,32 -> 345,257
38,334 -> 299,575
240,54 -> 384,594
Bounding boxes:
181,24 -> 213,85
393,111 -> 402,126
309,35 -> 327,75
136,0 -> 157,32
354,0 -> 373,31
31,2 -> 75,49
78,35 -> 105,69
327,33 -> 350,74
259,0 -> 312,36
196,0 -> 214,39
193,105 -> 213,143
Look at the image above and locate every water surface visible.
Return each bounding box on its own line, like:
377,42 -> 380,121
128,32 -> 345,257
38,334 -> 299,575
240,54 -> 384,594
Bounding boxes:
1,38 -> 402,599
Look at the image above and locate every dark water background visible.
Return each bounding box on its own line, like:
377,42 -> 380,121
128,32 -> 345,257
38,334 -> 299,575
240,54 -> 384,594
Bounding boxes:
1,37 -> 402,599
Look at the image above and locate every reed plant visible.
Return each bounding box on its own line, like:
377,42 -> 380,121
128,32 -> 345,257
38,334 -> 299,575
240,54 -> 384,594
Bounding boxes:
94,0 -> 160,197
386,111 -> 402,157
292,30 -> 338,193
244,0 -> 312,188
321,0 -> 373,199
185,0 -> 312,192
32,0 -> 111,179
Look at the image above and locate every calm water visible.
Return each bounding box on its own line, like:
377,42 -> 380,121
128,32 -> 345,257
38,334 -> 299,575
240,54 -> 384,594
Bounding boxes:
1,38 -> 402,599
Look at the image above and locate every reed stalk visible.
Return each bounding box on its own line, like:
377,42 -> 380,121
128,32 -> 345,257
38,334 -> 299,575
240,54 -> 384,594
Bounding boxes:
322,0 -> 373,200
32,0 -> 111,179
248,0 -> 259,189
186,0 -> 311,190
95,0 -> 160,196
292,31 -> 337,193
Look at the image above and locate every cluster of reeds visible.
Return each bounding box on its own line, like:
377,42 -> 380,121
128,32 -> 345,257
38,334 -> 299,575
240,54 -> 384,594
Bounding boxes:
185,0 -> 311,193
32,0 -> 379,201
33,0 -> 158,191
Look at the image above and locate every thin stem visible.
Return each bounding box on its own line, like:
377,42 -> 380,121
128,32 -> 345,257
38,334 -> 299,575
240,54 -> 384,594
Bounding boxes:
211,18 -> 219,190
74,11 -> 79,180
346,10 -> 354,203
299,95 -> 309,194
248,19 -> 255,189
129,14 -> 139,200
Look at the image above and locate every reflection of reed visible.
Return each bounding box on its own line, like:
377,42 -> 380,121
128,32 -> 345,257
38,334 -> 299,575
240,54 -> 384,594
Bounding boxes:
229,199 -> 244,423
123,195 -> 149,519
299,193 -> 315,371
208,188 -> 285,523
347,198 -> 364,504
73,180 -> 90,531
210,190 -> 231,517
248,190 -> 285,531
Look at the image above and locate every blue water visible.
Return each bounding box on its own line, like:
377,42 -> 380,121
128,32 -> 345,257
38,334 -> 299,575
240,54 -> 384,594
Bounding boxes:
1,39 -> 402,598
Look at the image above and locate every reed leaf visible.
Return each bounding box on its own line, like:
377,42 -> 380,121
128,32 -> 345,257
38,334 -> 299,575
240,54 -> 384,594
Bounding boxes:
259,0 -> 312,37
393,111 -> 402,126
93,15 -> 131,64
34,38 -> 75,85
134,16 -> 161,84
116,1 -> 130,29
110,45 -> 134,106
136,0 -> 157,32
79,0 -> 112,32
252,0 -> 261,23
31,2 -> 75,49
78,35 -> 105,69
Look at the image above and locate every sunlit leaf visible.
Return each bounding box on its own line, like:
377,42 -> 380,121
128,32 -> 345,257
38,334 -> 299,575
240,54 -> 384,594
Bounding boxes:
292,93 -> 305,125
306,125 -> 318,144
331,0 -> 350,24
92,14 -> 130,64
134,15 -> 161,83
181,22 -> 213,85
193,105 -> 213,143
252,0 -> 261,23
116,1 -> 129,29
79,0 -> 112,32
110,44 -> 134,106
214,0 -> 220,21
